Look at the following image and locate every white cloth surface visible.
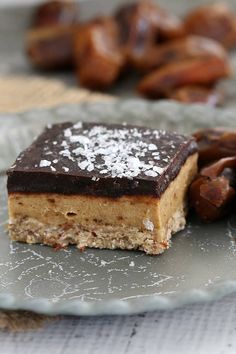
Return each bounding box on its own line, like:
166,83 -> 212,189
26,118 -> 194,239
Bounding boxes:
0,0 -> 84,6
0,0 -> 42,5
1,294 -> 236,354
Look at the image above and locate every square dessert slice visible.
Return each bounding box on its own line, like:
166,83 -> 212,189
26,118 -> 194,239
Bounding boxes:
7,122 -> 198,255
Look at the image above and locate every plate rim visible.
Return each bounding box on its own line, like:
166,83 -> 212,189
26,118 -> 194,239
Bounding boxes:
1,99 -> 236,315
0,280 -> 236,315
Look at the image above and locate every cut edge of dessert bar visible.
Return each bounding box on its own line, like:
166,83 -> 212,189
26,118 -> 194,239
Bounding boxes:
7,122 -> 198,255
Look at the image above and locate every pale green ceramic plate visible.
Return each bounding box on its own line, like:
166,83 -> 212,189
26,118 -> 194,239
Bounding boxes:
0,99 -> 236,315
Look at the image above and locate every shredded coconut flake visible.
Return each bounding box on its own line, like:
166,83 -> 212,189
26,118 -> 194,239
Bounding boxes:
148,144 -> 157,151
143,218 -> 154,231
39,160 -> 51,167
57,125 -> 174,179
73,122 -> 82,129
64,128 -> 72,137
144,170 -> 158,177
70,135 -> 90,144
37,122 -> 187,179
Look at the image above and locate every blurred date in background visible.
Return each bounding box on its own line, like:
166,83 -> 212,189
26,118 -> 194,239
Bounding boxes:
0,0 -> 235,107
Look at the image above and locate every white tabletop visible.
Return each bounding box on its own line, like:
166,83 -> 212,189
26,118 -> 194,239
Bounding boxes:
1,294 -> 236,354
0,0 -> 41,6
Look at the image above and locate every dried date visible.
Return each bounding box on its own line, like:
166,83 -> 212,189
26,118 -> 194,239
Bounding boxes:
74,17 -> 125,90
167,85 -> 224,107
138,56 -> 231,99
115,1 -> 184,70
189,157 -> 236,222
132,35 -> 228,73
184,3 -> 236,49
31,0 -> 79,28
193,128 -> 236,167
26,26 -> 75,70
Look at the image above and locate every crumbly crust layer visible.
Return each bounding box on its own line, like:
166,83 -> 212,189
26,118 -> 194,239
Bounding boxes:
8,210 -> 185,255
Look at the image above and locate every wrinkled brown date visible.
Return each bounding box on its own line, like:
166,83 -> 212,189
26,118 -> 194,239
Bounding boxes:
115,1 -> 160,69
155,5 -> 185,41
115,0 -> 184,70
167,86 -> 224,107
31,0 -> 79,28
115,1 -> 158,44
184,2 -> 236,49
26,26 -> 75,70
145,2 -> 185,41
74,17 -> 125,90
189,157 -> 236,222
193,128 -> 236,167
26,0 -> 79,70
138,56 -> 231,99
132,35 -> 228,73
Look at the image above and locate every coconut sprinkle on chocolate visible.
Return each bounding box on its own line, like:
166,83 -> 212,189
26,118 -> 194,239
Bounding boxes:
7,122 -> 198,197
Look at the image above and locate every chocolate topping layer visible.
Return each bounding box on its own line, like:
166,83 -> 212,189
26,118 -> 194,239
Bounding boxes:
7,122 -> 197,198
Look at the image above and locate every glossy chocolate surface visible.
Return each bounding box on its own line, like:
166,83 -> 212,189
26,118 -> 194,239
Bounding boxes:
7,122 -> 197,198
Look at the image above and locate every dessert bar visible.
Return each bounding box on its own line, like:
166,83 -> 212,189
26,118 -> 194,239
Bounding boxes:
7,122 -> 198,254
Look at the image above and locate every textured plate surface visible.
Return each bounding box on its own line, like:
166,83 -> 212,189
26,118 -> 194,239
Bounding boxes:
0,100 -> 236,315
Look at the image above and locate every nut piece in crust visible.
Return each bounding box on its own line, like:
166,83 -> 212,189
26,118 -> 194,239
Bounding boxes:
26,26 -> 75,70
193,128 -> 236,167
167,86 -> 224,107
130,35 -> 228,73
31,0 -> 79,28
74,17 -> 125,90
189,157 -> 236,222
184,2 -> 236,49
